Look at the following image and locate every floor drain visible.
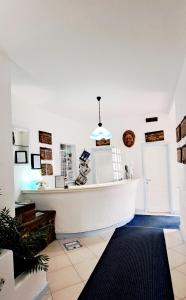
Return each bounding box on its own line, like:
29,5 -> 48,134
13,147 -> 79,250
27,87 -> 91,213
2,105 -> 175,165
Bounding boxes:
63,240 -> 82,251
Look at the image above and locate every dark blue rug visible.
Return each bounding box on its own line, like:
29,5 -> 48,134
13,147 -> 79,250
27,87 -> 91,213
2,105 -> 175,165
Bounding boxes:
126,214 -> 180,229
78,226 -> 174,300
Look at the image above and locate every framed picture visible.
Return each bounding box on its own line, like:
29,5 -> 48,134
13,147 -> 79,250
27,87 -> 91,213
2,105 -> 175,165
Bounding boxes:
177,147 -> 182,163
96,139 -> 110,146
55,175 -> 64,188
145,130 -> 164,142
41,163 -> 53,176
15,151 -> 28,164
182,145 -> 186,164
39,131 -> 52,145
31,154 -> 41,169
176,124 -> 181,142
181,116 -> 186,139
40,147 -> 53,160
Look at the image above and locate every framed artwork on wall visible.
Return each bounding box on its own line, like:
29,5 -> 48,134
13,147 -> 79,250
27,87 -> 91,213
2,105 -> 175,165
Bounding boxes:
96,139 -> 110,146
39,131 -> 52,145
145,130 -> 164,142
181,116 -> 186,139
41,163 -> 53,175
40,147 -> 53,160
182,145 -> 186,164
31,154 -> 41,169
176,124 -> 181,142
15,151 -> 28,164
177,147 -> 182,163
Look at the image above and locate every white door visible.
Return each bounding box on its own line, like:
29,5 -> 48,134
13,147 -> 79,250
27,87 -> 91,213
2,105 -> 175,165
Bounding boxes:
142,144 -> 170,213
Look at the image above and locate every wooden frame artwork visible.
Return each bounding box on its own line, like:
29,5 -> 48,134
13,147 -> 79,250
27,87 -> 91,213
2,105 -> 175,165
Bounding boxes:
41,163 -> 53,176
40,147 -> 53,160
182,145 -> 186,164
145,130 -> 164,143
31,154 -> 41,169
176,124 -> 181,142
96,139 -> 110,146
181,116 -> 186,139
177,148 -> 182,163
15,151 -> 28,164
39,131 -> 52,145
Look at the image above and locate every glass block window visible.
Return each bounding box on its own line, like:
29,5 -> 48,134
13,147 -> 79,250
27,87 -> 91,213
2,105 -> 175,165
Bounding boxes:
112,147 -> 123,180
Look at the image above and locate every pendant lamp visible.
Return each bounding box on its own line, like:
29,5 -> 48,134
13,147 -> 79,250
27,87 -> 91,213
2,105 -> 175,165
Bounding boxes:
90,96 -> 112,140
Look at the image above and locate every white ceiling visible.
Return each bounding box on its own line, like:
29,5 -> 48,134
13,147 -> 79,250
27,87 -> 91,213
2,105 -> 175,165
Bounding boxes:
0,0 -> 186,121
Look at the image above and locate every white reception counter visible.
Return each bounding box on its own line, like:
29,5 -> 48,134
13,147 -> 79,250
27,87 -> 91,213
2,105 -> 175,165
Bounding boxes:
21,179 -> 139,237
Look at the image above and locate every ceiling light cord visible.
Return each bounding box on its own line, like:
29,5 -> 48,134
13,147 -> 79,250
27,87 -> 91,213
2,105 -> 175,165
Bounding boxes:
97,96 -> 102,127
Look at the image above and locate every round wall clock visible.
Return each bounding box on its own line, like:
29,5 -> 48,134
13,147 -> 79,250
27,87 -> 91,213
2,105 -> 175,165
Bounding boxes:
122,130 -> 135,147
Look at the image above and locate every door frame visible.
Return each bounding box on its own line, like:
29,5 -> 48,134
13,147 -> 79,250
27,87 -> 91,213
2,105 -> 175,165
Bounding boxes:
141,142 -> 172,213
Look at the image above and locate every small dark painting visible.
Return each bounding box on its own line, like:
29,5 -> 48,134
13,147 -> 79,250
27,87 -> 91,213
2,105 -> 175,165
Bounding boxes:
182,145 -> 186,164
40,147 -> 52,160
96,139 -> 110,146
176,125 -> 181,142
181,116 -> 186,139
177,148 -> 182,163
39,131 -> 52,145
145,130 -> 164,142
122,130 -> 135,147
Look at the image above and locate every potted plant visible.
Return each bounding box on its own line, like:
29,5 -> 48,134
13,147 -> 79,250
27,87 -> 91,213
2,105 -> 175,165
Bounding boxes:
0,207 -> 49,278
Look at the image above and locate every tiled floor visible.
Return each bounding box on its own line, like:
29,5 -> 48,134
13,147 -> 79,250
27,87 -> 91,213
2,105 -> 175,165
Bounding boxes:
41,229 -> 186,300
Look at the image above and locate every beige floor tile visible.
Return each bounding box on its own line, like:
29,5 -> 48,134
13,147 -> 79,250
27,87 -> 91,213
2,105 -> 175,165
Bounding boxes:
52,282 -> 84,300
99,229 -> 114,242
41,293 -> 53,300
164,230 -> 183,249
74,257 -> 98,281
80,236 -> 103,247
41,240 -> 64,258
176,263 -> 186,276
47,265 -> 81,292
173,244 -> 186,256
48,253 -> 71,272
87,241 -> 107,257
66,246 -> 95,264
171,269 -> 186,299
167,249 -> 186,268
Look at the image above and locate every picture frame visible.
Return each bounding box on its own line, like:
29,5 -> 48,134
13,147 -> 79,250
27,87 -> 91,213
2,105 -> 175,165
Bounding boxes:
176,124 -> 181,142
96,139 -> 110,146
182,145 -> 186,164
177,147 -> 182,163
39,131 -> 52,145
15,151 -> 28,164
40,147 -> 53,160
55,175 -> 64,188
145,130 -> 164,143
181,116 -> 186,139
41,163 -> 53,176
31,154 -> 41,169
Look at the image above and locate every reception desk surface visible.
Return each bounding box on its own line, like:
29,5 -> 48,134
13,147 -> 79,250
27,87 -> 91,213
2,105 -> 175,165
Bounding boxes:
22,179 -> 139,237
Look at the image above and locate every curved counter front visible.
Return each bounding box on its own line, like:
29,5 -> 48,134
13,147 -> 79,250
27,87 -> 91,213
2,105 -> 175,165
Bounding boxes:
21,179 -> 139,236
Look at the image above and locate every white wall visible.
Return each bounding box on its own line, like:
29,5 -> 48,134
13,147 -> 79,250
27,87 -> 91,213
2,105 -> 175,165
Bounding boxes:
0,53 -> 14,214
173,57 -> 186,239
12,91 -> 178,212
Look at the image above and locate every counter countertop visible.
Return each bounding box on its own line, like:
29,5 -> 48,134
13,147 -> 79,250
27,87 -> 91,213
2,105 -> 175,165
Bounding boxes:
21,179 -> 138,194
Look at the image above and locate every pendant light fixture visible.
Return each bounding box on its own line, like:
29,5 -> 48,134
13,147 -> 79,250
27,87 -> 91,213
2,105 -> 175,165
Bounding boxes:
90,96 -> 112,140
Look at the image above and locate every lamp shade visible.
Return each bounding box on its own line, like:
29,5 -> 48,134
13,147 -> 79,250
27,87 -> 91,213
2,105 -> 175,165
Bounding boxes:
90,126 -> 112,140
90,96 -> 112,140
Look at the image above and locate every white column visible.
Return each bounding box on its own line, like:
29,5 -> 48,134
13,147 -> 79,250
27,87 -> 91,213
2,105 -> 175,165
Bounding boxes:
0,52 -> 14,215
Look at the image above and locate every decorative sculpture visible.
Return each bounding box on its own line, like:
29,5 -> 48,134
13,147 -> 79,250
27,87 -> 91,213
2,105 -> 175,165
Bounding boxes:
75,150 -> 91,185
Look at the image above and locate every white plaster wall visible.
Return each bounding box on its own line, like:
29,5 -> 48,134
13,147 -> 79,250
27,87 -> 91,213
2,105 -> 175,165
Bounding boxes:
173,57 -> 186,239
0,53 -> 14,214
12,91 -> 177,212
